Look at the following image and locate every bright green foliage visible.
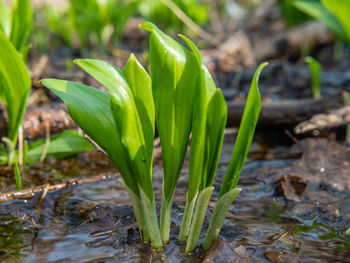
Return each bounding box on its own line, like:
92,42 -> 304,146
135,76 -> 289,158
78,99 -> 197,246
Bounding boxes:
0,0 -> 10,35
219,62 -> 267,198
140,22 -> 200,241
41,55 -> 163,248
14,161 -> 21,190
0,30 -> 31,144
321,0 -> 350,42
304,56 -> 321,100
9,0 -> 32,57
0,0 -> 33,60
41,23 -> 266,251
294,0 -> 350,44
177,35 -> 227,241
140,22 -> 197,205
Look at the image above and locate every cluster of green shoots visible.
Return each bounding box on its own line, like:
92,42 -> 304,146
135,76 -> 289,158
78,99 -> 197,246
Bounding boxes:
42,22 -> 267,252
36,0 -> 208,53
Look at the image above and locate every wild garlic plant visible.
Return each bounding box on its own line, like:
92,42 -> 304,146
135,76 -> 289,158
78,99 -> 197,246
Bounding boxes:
42,22 -> 267,251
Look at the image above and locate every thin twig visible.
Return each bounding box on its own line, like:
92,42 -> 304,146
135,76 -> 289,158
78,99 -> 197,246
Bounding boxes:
161,0 -> 219,46
39,122 -> 50,163
84,134 -> 108,157
38,184 -> 50,205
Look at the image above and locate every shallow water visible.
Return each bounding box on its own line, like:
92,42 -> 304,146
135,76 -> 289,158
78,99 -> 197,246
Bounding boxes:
0,135 -> 349,262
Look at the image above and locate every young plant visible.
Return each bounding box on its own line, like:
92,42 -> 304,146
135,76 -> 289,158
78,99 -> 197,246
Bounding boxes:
304,56 -> 321,100
41,55 -> 163,249
42,22 -> 267,252
202,62 -> 267,251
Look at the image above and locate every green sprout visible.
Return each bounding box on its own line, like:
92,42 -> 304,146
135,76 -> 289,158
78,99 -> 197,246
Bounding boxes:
42,22 -> 267,251
305,56 -> 321,100
14,161 -> 21,190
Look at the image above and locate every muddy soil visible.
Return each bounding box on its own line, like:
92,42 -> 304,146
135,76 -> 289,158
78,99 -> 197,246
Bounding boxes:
1,133 -> 349,262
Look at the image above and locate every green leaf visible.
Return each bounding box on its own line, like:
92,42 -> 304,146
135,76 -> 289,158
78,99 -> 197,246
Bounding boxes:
25,130 -> 94,164
41,78 -> 140,197
304,56 -> 321,100
179,34 -> 227,199
140,22 -> 199,202
0,30 -> 31,144
0,0 -> 10,35
74,58 -> 154,201
294,0 -> 346,40
9,0 -> 33,54
321,0 -> 350,43
218,62 -> 267,198
122,54 -> 155,174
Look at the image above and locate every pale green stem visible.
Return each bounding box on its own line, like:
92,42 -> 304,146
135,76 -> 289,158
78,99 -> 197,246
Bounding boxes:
2,137 -> 15,165
178,193 -> 197,242
118,178 -> 150,242
140,190 -> 163,249
202,188 -> 241,251
185,186 -> 214,253
160,192 -> 174,243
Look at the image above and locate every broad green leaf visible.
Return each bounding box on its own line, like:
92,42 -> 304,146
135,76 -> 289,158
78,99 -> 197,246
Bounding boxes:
25,130 -> 94,164
140,22 -> 199,202
9,0 -> 32,54
41,79 -> 140,197
0,0 -> 10,35
179,35 -> 227,200
74,58 -> 154,200
321,0 -> 350,43
122,54 -> 155,174
204,89 -> 227,188
0,30 -> 31,144
294,0 -> 346,40
218,62 -> 268,198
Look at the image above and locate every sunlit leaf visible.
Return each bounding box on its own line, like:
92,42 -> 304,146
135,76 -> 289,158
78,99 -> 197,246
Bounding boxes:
41,78 -> 140,197
0,30 -> 31,144
321,0 -> 350,43
140,22 -> 199,202
74,58 -> 154,200
9,0 -> 32,56
219,62 -> 268,198
294,0 -> 346,40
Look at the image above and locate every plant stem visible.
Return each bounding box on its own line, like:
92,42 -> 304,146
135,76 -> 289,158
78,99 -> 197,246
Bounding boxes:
185,186 -> 214,253
118,178 -> 150,242
2,137 -> 15,165
202,188 -> 241,251
140,190 -> 163,249
178,193 -> 197,242
160,192 -> 174,243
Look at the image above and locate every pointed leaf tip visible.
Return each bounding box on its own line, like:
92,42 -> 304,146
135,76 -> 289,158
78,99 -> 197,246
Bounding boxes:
139,22 -> 156,32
